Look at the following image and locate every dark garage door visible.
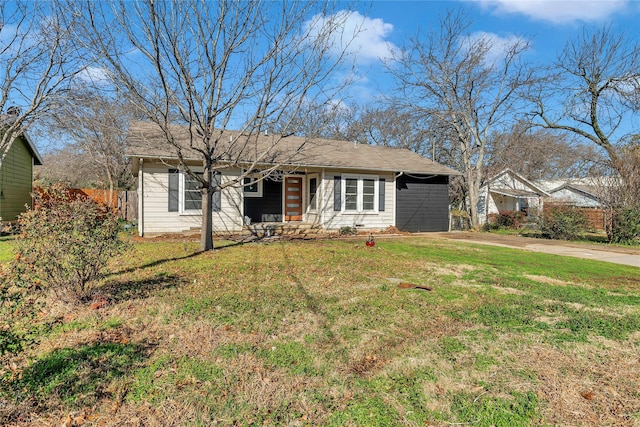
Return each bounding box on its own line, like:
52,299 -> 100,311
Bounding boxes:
396,174 -> 449,232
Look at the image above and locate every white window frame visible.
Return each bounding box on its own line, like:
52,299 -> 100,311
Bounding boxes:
307,174 -> 319,212
243,175 -> 263,198
180,169 -> 203,213
342,173 -> 379,213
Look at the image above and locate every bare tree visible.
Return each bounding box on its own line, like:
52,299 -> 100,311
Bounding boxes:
72,0 -> 354,251
387,10 -> 533,226
484,122 -> 605,181
47,88 -> 135,202
0,2 -> 83,162
35,145 -> 97,187
530,25 -> 640,176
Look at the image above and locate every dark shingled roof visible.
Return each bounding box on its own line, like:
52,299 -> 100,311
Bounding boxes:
126,121 -> 460,176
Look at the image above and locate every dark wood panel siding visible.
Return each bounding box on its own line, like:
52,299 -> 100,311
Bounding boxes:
395,175 -> 450,232
244,178 -> 282,223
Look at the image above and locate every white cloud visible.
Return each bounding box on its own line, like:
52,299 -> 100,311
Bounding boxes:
474,0 -> 628,24
463,31 -> 529,64
304,10 -> 397,63
76,66 -> 112,85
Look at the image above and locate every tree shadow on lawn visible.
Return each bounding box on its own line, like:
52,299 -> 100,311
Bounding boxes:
97,274 -> 187,303
2,337 -> 155,423
108,238 -> 256,278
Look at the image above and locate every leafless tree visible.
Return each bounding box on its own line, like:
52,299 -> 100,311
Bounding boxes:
35,145 -> 96,188
71,0 -> 355,251
75,0 -> 358,251
0,2 -> 84,163
386,10 -> 534,227
484,122 -> 605,181
46,88 -> 136,202
530,25 -> 640,178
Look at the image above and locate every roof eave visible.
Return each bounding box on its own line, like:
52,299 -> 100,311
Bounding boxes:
127,153 -> 461,176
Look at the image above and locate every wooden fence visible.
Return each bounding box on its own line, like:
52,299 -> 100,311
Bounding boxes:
117,191 -> 138,222
34,187 -> 138,222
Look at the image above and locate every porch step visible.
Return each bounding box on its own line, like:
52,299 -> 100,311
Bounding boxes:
243,222 -> 324,238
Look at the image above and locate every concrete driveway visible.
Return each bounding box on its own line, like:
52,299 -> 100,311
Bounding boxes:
433,232 -> 640,268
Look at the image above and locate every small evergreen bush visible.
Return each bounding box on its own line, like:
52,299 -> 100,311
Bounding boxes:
609,205 -> 640,244
540,204 -> 589,240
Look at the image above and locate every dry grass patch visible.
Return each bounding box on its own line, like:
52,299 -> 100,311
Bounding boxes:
516,342 -> 640,426
3,237 -> 640,426
522,274 -> 580,287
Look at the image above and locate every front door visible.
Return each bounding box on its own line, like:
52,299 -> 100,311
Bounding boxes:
284,176 -> 303,221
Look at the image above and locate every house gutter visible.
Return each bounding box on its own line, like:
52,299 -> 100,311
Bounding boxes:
320,168 -> 325,229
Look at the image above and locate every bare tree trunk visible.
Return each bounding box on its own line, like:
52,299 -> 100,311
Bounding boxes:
200,187 -> 214,252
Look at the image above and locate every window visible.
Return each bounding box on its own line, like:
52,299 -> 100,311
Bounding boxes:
184,172 -> 203,210
342,174 -> 379,212
243,176 -> 263,197
168,168 -> 221,213
308,177 -> 318,211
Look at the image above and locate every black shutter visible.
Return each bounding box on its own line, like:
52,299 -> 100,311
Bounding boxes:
379,178 -> 385,211
334,176 -> 341,211
168,169 -> 179,212
212,172 -> 221,212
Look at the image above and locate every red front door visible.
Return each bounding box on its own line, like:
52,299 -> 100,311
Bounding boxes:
284,176 -> 303,221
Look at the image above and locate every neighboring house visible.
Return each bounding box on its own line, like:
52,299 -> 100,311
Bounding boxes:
546,183 -> 604,208
126,122 -> 460,236
478,169 -> 550,225
541,180 -> 608,230
0,120 -> 43,221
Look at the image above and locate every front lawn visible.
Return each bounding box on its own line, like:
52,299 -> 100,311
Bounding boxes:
2,236 -> 639,426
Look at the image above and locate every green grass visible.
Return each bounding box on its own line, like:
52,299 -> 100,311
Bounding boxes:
0,236 -> 15,263
2,236 -> 640,426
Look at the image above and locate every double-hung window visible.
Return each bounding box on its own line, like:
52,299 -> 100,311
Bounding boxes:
184,172 -> 203,210
168,168 -> 221,213
343,174 -> 378,212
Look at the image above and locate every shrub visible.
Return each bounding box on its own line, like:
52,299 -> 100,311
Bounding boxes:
609,205 -> 640,244
539,204 -> 589,240
485,211 -> 525,231
16,185 -> 129,303
0,259 -> 42,357
339,226 -> 357,235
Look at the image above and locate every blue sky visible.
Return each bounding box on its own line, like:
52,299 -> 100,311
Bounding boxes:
330,0 -> 640,102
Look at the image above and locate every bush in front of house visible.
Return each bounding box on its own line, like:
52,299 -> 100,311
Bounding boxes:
539,204 -> 590,240
16,185 -> 129,303
484,210 -> 525,231
609,205 -> 640,244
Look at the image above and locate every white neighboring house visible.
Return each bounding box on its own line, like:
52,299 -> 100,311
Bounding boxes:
478,169 -> 550,225
126,122 -> 461,236
536,178 -> 607,209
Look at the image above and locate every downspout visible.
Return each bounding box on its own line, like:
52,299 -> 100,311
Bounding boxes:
320,168 -> 325,229
138,158 -> 144,237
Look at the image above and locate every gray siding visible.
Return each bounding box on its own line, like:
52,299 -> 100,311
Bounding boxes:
395,175 -> 449,232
